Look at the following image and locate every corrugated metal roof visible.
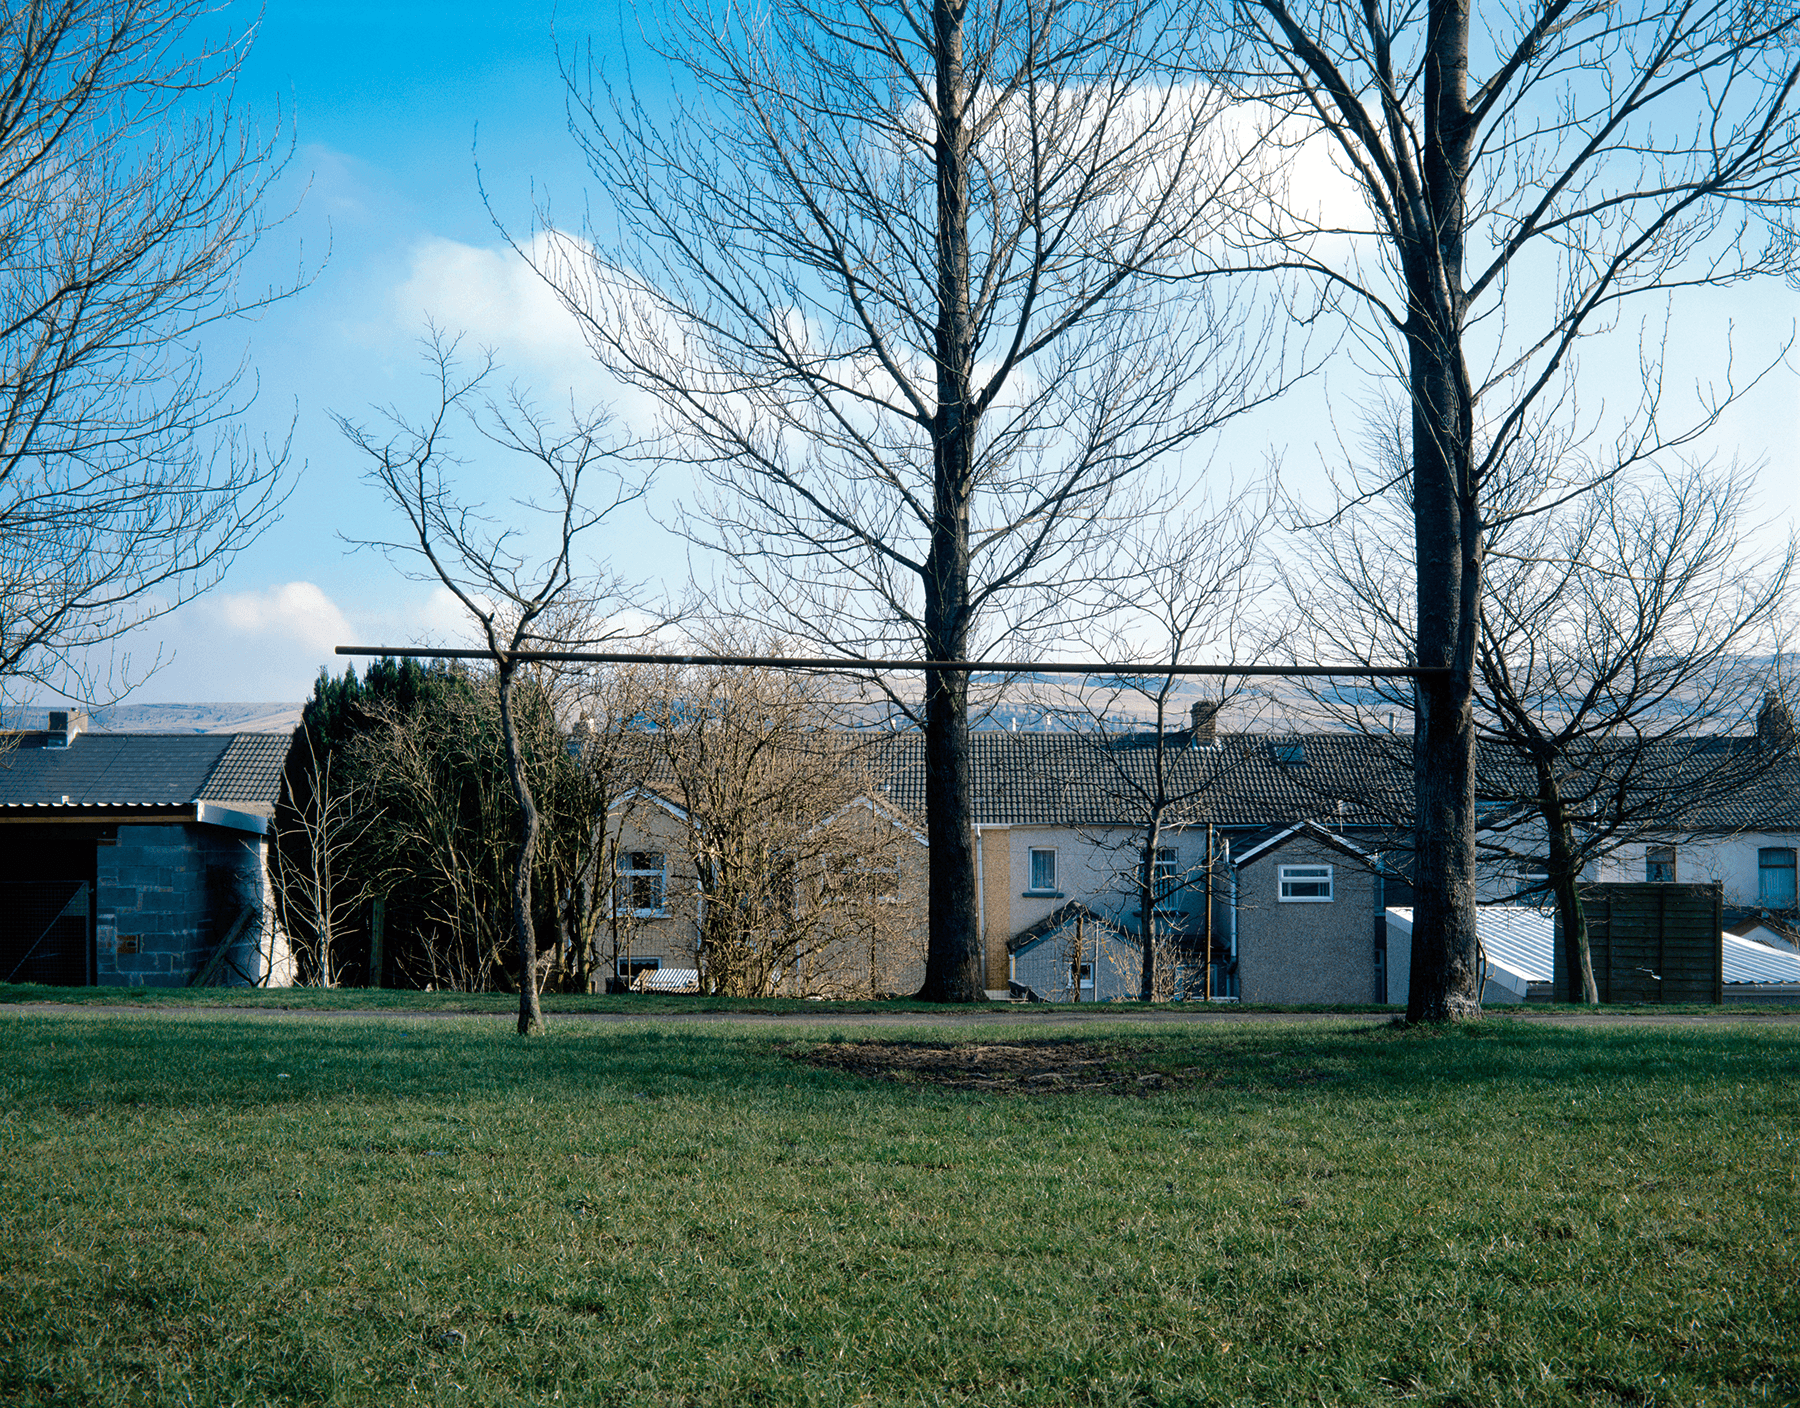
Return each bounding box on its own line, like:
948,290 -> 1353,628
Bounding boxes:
1723,933 -> 1800,985
1387,906 -> 1553,999
1387,905 -> 1800,988
633,967 -> 701,993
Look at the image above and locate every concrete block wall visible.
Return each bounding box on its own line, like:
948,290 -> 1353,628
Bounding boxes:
96,823 -> 275,987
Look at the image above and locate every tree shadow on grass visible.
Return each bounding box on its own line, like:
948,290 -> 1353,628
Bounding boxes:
5,1010 -> 1795,1115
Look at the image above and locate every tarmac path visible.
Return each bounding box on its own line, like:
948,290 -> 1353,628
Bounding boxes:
2,1001 -> 1796,1029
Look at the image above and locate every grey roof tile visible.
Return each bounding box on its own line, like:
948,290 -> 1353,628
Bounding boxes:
873,730 -> 1797,834
0,731 -> 293,809
199,732 -> 295,806
874,731 -> 1413,830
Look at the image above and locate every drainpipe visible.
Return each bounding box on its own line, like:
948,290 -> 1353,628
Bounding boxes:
1226,840 -> 1239,999
973,823 -> 987,989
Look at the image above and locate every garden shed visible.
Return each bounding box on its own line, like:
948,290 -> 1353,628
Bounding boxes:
0,712 -> 294,987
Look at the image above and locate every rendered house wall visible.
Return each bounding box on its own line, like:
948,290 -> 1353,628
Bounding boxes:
606,791 -> 929,996
1592,833 -> 1800,914
1011,918 -> 1140,1002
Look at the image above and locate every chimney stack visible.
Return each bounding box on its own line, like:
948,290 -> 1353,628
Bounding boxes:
1758,690 -> 1795,752
46,709 -> 87,748
1190,700 -> 1220,745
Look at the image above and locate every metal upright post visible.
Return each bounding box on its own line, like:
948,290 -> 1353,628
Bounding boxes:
369,897 -> 386,989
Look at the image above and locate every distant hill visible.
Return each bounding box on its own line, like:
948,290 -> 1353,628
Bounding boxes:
2,702 -> 303,735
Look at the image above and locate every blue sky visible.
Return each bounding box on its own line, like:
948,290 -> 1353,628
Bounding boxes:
109,2 -> 1800,703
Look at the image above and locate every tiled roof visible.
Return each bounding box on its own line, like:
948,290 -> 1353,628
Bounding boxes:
862,729 -> 1798,835
198,733 -> 295,806
1008,900 -> 1110,953
0,731 -> 293,809
1471,734 -> 1800,833
1232,818 -> 1392,869
873,731 -> 1413,830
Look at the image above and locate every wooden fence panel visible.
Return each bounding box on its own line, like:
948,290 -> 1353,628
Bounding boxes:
1556,882 -> 1723,1005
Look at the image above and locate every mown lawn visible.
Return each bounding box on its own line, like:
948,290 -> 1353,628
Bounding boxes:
0,1011 -> 1794,1407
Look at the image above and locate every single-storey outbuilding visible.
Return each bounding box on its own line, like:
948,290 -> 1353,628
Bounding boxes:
0,712 -> 293,987
1007,901 -> 1145,1002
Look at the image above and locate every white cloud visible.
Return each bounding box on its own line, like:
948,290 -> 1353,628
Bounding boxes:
390,233 -> 617,405
211,581 -> 354,657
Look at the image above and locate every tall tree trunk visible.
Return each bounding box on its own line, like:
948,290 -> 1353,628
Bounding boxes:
496,661 -> 544,1035
1407,0 -> 1483,1023
918,0 -> 984,1002
1537,766 -> 1599,1003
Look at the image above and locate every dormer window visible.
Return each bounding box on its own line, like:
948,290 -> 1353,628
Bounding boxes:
1272,740 -> 1305,765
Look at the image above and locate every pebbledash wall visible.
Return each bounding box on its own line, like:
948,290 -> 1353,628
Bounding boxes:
96,821 -> 287,987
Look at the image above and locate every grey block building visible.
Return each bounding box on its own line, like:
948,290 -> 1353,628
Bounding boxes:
0,712 -> 294,987
1233,820 -> 1396,1005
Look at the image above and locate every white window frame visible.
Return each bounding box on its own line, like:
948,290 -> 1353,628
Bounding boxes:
821,852 -> 902,904
1278,864 -> 1334,902
616,851 -> 668,917
1151,845 -> 1183,917
1645,846 -> 1677,884
616,955 -> 662,979
1026,847 -> 1059,894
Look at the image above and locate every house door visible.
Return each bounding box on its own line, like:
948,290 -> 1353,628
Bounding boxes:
0,882 -> 91,986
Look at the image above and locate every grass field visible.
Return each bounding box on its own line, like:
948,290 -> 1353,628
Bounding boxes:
0,1009 -> 1795,1406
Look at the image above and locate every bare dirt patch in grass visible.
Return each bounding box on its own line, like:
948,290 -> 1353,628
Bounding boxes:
787,1038 -> 1247,1094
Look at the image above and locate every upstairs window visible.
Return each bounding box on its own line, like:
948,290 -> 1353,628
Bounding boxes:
1279,864 -> 1333,902
1028,848 -> 1058,893
1141,846 -> 1182,916
823,853 -> 901,904
616,852 -> 667,916
1645,846 -> 1676,883
1759,848 -> 1797,908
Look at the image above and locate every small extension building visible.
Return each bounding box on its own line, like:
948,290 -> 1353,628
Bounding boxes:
0,712 -> 294,987
1232,820 -> 1396,1005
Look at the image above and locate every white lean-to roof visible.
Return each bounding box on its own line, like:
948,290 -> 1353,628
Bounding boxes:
1386,907 -> 1800,999
1722,932 -> 1800,985
1386,907 -> 1551,1001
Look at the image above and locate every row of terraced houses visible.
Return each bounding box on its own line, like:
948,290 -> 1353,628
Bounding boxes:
2,704 -> 1797,999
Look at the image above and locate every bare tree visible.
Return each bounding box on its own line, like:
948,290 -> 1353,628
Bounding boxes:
1476,462 -> 1794,1002
271,729 -> 375,988
553,664 -> 661,993
1056,485 -> 1275,1000
634,654 -> 921,998
0,0 -> 298,701
337,335 -> 647,1034
1218,0 -> 1800,1019
1289,443 -> 1794,1004
528,0 -> 1295,1000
